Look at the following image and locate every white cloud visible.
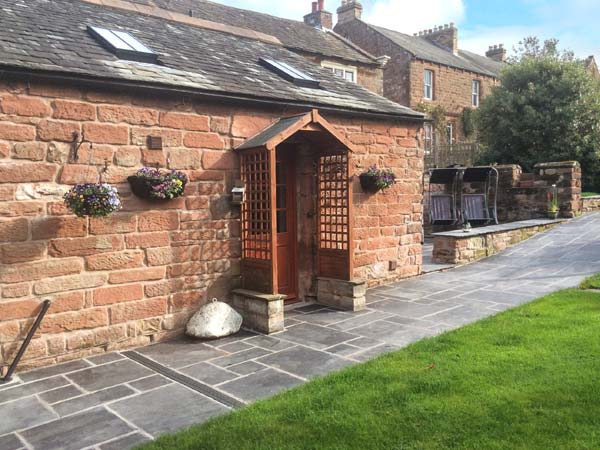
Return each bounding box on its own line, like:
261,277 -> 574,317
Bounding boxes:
364,0 -> 466,33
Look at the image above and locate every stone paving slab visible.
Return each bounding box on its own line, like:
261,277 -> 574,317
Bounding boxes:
2,213 -> 599,449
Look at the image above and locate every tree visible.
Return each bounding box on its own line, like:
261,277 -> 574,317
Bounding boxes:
477,38 -> 600,190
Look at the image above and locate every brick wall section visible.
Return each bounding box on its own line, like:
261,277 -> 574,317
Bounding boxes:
329,117 -> 424,283
335,20 -> 502,142
410,60 -> 500,141
582,196 -> 600,213
335,20 -> 412,105
432,221 -> 562,265
0,78 -> 422,371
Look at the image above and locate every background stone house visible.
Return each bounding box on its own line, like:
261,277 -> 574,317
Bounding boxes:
131,0 -> 388,95
334,1 -> 505,163
0,0 -> 424,371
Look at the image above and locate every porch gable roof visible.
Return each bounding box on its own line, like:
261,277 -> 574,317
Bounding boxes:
236,110 -> 355,152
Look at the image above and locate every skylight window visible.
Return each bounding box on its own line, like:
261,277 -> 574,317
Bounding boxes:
259,58 -> 320,89
88,26 -> 158,64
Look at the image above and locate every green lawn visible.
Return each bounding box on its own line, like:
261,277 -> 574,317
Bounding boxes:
140,284 -> 600,450
582,192 -> 600,197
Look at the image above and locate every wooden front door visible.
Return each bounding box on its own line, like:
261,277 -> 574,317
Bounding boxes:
275,149 -> 298,301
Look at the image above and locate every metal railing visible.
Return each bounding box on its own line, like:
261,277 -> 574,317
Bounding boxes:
425,142 -> 482,169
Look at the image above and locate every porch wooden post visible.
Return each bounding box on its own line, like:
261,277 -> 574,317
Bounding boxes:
347,151 -> 354,279
268,146 -> 279,294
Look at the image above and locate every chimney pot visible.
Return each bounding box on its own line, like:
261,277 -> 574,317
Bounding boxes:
312,1 -> 317,12
318,0 -> 324,11
336,0 -> 362,24
450,22 -> 455,27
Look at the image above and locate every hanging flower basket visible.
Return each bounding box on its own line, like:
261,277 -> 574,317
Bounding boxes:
359,166 -> 396,193
64,183 -> 122,217
128,167 -> 188,201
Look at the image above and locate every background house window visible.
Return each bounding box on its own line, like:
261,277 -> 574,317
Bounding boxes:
424,123 -> 434,154
424,69 -> 434,100
446,122 -> 454,144
322,63 -> 356,83
472,80 -> 480,107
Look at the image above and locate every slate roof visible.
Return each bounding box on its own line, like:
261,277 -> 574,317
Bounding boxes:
0,0 -> 423,119
368,24 -> 504,78
127,0 -> 378,65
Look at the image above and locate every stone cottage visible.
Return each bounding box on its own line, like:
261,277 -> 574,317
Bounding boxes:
334,1 -> 505,148
0,0 -> 424,372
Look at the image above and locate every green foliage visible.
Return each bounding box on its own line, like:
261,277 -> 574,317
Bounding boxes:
139,289 -> 600,450
415,102 -> 446,136
477,40 -> 600,191
462,107 -> 476,139
510,36 -> 575,63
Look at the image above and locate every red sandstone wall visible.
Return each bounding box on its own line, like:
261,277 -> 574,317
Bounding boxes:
410,60 -> 500,142
330,118 -> 424,283
0,77 -> 422,371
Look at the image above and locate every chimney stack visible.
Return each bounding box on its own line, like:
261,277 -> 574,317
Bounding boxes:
416,23 -> 458,55
304,0 -> 333,29
486,44 -> 507,63
336,0 -> 363,25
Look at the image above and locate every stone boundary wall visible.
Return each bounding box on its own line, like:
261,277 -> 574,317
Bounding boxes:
424,161 -> 581,235
432,220 -> 563,265
582,195 -> 600,213
0,78 -> 422,372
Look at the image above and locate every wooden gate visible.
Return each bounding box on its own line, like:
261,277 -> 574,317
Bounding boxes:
317,153 -> 352,281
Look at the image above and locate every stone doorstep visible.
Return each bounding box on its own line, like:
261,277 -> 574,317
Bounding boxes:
231,289 -> 285,335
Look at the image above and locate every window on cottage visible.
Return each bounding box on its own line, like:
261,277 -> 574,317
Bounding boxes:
446,122 -> 454,144
424,123 -> 434,154
424,69 -> 434,100
472,80 -> 480,107
323,63 -> 357,83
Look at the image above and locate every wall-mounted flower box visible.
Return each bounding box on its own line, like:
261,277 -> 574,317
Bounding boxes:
64,183 -> 122,217
359,166 -> 396,193
128,167 -> 188,201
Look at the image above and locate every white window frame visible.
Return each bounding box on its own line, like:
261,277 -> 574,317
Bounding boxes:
446,122 -> 454,144
424,69 -> 434,100
472,80 -> 480,107
322,62 -> 357,83
424,123 -> 434,154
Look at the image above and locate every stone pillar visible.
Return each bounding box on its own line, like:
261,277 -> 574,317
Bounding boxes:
231,289 -> 284,334
317,278 -> 366,311
534,161 -> 582,218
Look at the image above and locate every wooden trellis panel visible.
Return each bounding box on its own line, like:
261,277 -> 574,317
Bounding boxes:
240,148 -> 274,292
317,153 -> 352,280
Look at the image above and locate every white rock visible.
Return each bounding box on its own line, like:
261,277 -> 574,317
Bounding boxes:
186,300 -> 242,339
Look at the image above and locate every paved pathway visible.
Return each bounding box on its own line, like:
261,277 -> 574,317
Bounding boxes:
1,213 -> 600,450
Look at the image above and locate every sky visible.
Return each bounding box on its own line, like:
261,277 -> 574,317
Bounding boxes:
213,0 -> 599,58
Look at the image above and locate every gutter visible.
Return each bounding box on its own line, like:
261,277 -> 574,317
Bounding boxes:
0,68 -> 425,123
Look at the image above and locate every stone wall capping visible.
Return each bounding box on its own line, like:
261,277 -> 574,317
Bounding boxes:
231,289 -> 287,302
432,219 -> 566,238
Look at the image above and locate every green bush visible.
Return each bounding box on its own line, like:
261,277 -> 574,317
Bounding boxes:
477,38 -> 600,191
